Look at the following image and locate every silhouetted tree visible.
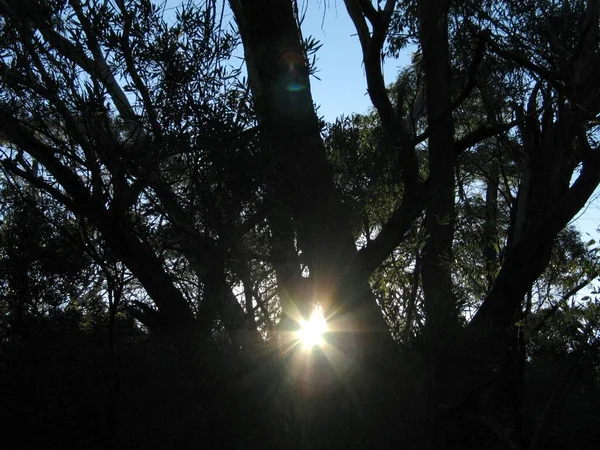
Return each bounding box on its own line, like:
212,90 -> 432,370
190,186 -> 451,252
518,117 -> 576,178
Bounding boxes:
1,0 -> 600,448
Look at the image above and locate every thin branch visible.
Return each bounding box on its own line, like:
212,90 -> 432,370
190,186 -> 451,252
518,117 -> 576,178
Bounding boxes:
448,29 -> 490,114
25,8 -> 136,122
532,273 -> 598,334
114,0 -> 163,139
1,159 -> 76,210
4,36 -> 97,168
403,248 -> 421,343
344,0 -> 371,49
482,32 -> 568,99
0,110 -> 93,206
454,106 -> 546,155
344,0 -> 419,193
144,178 -> 217,261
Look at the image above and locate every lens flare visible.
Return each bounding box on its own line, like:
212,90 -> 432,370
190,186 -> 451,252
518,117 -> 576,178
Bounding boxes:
278,51 -> 305,70
297,305 -> 328,349
278,51 -> 308,93
285,83 -> 306,92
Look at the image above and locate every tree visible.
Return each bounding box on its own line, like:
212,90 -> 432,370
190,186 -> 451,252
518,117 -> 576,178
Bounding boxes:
1,0 -> 600,448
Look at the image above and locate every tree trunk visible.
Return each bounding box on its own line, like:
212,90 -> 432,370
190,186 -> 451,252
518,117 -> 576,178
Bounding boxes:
417,0 -> 461,417
228,0 -> 396,361
483,159 -> 500,289
470,103 -> 600,336
229,0 -> 402,443
418,0 -> 458,341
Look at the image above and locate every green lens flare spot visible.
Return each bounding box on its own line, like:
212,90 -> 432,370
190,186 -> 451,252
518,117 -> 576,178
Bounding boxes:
286,83 -> 306,92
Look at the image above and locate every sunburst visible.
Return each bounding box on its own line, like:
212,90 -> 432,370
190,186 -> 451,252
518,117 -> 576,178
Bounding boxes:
296,304 -> 328,349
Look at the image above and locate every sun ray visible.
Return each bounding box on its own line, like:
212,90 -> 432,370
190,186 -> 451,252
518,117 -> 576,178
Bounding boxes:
296,304 -> 328,349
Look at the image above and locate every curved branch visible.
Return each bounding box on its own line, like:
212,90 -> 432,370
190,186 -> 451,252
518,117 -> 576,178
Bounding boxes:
357,182 -> 426,276
532,273 -> 598,334
454,107 -> 545,155
469,149 -> 600,336
344,0 -> 419,193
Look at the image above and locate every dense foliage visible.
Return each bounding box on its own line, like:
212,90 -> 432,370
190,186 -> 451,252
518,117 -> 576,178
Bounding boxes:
1,0 -> 600,448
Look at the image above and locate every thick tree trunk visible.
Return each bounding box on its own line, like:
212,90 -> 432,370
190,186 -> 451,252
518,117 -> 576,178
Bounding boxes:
418,0 -> 458,341
470,106 -> 600,336
229,0 -> 395,360
417,0 -> 461,418
229,0 -> 402,443
228,0 -> 354,287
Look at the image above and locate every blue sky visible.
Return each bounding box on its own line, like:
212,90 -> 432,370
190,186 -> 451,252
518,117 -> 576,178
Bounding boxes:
299,0 -> 412,121
165,1 -> 410,121
220,0 -> 412,122
170,0 -> 600,241
297,2 -> 600,240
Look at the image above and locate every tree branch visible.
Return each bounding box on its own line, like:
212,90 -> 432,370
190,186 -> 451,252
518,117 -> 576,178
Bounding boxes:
469,149 -> 600,336
114,0 -> 163,139
453,107 -> 545,155
1,159 -> 77,211
357,183 -> 425,276
482,32 -> 568,98
344,0 -> 371,49
344,0 -> 419,193
24,8 -> 137,122
0,110 -> 92,205
532,273 -> 598,334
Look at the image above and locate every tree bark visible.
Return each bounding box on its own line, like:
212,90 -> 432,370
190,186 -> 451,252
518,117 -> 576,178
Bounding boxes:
94,210 -> 197,329
470,108 -> 600,336
418,0 -> 459,339
483,159 -> 500,289
228,0 -> 396,361
229,1 -> 402,442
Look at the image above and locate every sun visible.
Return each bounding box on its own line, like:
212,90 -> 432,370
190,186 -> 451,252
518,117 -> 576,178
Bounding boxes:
296,305 -> 328,349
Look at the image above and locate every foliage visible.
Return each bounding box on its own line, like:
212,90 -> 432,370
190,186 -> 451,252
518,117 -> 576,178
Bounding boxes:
0,0 -> 600,448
